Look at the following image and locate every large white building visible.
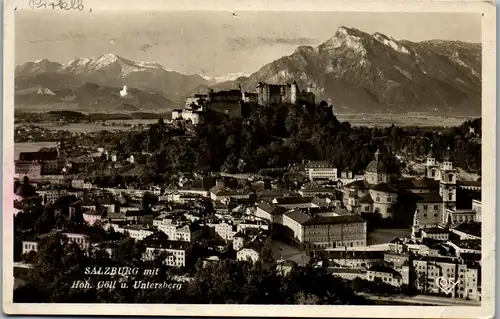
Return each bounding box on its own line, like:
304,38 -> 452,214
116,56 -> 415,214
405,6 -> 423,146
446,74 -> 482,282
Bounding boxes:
304,161 -> 338,181
142,232 -> 193,267
281,210 -> 367,250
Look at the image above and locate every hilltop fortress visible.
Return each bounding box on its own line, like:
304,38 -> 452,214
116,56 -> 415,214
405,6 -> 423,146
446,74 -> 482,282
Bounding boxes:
172,82 -> 317,124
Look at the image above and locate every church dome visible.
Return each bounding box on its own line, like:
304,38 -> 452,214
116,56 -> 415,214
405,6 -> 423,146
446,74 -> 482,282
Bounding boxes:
366,149 -> 387,174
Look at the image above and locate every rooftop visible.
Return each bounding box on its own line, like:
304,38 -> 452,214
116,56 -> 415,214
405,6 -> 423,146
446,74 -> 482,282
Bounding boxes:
18,151 -> 58,162
370,182 -> 398,194
415,193 -> 443,203
422,227 -> 448,234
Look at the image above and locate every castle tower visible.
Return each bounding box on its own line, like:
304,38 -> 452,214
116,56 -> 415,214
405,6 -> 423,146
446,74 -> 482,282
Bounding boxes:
439,146 -> 456,221
290,82 -> 298,105
425,144 -> 439,180
207,89 -> 214,103
257,83 -> 265,106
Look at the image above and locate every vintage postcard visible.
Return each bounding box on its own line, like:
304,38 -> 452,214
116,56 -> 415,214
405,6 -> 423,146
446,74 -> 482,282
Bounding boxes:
2,0 -> 496,317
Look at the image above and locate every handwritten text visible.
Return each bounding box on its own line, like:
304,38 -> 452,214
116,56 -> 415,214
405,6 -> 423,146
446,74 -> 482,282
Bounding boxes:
28,0 -> 84,11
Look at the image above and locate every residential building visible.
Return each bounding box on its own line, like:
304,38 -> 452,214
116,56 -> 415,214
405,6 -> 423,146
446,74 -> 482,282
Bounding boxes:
328,267 -> 367,281
237,243 -> 261,263
210,189 -> 250,203
16,150 -> 61,176
142,233 -> 193,267
62,232 -> 91,250
412,256 -> 475,299
411,193 -> 443,236
421,227 -> 449,241
37,188 -> 68,205
366,265 -> 403,287
83,210 -> 103,226
324,250 -> 385,268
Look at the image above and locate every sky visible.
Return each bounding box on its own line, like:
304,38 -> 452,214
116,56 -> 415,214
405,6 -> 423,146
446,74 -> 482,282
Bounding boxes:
15,11 -> 481,77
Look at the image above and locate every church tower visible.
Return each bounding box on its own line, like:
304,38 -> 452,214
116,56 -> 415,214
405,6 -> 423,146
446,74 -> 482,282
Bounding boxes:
425,144 -> 439,180
439,146 -> 456,223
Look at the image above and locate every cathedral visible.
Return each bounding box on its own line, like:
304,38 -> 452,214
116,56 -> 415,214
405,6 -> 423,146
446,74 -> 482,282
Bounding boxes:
342,147 -> 481,234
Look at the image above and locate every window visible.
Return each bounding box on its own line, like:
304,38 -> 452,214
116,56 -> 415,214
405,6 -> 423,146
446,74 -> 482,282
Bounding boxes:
423,205 -> 428,211
387,197 -> 391,203
431,171 -> 435,177
434,213 -> 438,217
365,206 -> 370,212
434,205 -> 439,211
448,174 -> 453,182
448,193 -> 453,201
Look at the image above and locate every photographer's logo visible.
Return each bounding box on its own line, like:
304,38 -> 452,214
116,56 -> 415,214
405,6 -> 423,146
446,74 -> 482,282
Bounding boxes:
435,277 -> 460,294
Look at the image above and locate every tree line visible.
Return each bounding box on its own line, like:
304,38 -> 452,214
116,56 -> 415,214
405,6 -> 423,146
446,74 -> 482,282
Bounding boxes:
68,106 -> 481,184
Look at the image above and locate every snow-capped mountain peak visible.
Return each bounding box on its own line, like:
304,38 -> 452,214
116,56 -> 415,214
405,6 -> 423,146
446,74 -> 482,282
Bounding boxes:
202,72 -> 250,83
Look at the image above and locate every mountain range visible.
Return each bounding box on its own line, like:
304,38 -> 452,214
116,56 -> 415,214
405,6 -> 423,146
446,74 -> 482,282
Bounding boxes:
15,26 -> 481,115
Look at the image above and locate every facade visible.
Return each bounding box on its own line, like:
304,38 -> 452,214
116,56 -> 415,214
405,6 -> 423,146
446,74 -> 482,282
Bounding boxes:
255,201 -> 287,224
83,210 -> 103,226
282,210 -> 367,249
272,197 -> 318,210
439,148 -> 457,214
207,221 -> 237,242
210,189 -> 250,202
304,161 -> 338,181
62,232 -> 91,250
171,109 -> 203,125
142,233 -> 193,267
325,250 -> 384,268
412,256 -> 479,300
411,193 -> 443,236
16,151 -> 61,176
328,267 -> 367,281
37,188 -> 68,205
421,227 -> 449,241
237,247 -> 260,263
22,240 -> 39,255
368,183 -> 398,218
472,199 -> 482,222
256,82 -> 315,106
366,265 -> 403,287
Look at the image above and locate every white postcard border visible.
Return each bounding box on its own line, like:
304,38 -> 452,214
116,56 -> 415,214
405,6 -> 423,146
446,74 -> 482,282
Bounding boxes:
2,0 -> 496,318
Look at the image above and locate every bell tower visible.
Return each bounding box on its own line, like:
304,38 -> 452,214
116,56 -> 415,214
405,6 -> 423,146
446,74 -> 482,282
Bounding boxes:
439,146 -> 456,217
425,144 -> 439,180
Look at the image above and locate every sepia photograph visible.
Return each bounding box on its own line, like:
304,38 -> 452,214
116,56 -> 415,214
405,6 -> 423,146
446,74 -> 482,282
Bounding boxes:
3,0 -> 496,317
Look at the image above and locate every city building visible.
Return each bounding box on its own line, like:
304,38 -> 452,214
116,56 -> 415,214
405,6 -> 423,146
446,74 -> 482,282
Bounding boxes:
142,232 -> 193,267
412,256 -> 480,300
324,250 -> 385,268
366,265 -> 403,287
255,201 -> 287,224
62,232 -> 91,250
281,210 -> 367,250
304,161 -> 338,181
420,227 -> 450,241
16,150 -> 61,176
83,210 -> 103,226
237,243 -> 262,263
328,267 -> 367,281
272,197 -> 318,210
